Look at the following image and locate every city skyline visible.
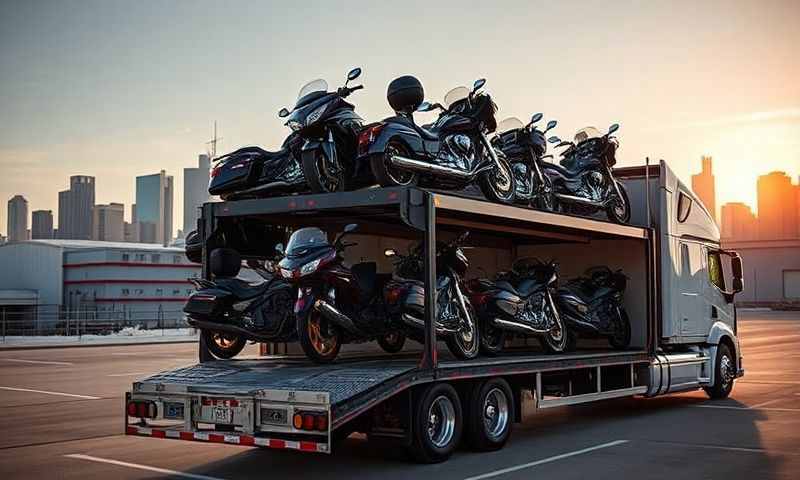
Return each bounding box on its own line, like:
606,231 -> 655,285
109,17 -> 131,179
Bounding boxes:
1,1 -> 798,235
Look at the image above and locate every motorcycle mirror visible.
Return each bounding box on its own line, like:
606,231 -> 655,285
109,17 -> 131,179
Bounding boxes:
384,248 -> 397,258
530,112 -> 543,124
417,101 -> 434,112
278,108 -> 290,118
607,123 -> 620,135
274,243 -> 285,255
472,78 -> 486,92
545,120 -> 558,132
343,223 -> 358,233
556,141 -> 573,148
347,67 -> 362,82
548,136 -> 561,144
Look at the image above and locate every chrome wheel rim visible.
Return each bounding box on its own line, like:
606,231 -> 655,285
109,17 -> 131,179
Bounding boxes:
492,157 -> 514,197
308,312 -> 338,356
427,395 -> 456,448
720,354 -> 734,389
385,143 -> 416,185
212,332 -> 238,350
316,152 -> 340,192
483,387 -> 509,440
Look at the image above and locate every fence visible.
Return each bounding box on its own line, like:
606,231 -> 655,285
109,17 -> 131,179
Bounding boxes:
0,305 -> 192,340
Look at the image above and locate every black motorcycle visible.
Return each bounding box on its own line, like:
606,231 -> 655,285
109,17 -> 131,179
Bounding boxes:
184,248 -> 295,359
544,124 -> 631,224
207,133 -> 307,200
277,224 -> 407,363
279,68 -> 366,193
556,266 -> 631,350
492,113 -> 558,209
383,232 -> 481,360
467,258 -> 567,355
359,76 -> 516,204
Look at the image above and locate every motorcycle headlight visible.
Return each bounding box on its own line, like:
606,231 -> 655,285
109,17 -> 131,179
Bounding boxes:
286,120 -> 302,132
280,268 -> 294,279
300,258 -> 321,276
306,105 -> 326,126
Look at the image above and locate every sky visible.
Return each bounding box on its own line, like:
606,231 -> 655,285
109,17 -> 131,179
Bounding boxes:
1,0 -> 798,236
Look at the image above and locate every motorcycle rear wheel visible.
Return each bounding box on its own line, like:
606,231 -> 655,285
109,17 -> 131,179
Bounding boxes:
297,309 -> 342,364
301,148 -> 350,193
445,300 -> 480,360
479,319 -> 507,356
478,154 -> 516,204
203,329 -> 246,359
377,331 -> 406,353
370,140 -> 418,187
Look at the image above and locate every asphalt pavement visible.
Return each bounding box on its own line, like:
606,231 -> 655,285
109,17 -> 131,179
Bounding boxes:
0,311 -> 798,479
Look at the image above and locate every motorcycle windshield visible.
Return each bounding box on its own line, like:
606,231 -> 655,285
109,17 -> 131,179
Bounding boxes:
285,227 -> 330,257
497,117 -> 524,134
573,126 -> 602,144
443,86 -> 469,109
297,79 -> 328,101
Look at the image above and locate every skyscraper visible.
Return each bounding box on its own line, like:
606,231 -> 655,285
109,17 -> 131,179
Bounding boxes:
135,170 -> 173,246
757,171 -> 799,240
92,203 -> 124,242
57,175 -> 95,239
7,195 -> 28,243
31,210 -> 54,239
691,156 -> 716,222
183,153 -> 210,236
720,202 -> 757,240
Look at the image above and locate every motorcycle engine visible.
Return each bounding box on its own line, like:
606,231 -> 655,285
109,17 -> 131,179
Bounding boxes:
578,170 -> 607,202
517,292 -> 551,330
436,134 -> 474,172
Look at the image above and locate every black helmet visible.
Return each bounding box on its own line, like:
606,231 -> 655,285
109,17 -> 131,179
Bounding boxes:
387,75 -> 424,113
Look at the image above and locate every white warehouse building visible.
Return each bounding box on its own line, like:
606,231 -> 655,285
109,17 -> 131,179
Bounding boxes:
0,240 -> 200,330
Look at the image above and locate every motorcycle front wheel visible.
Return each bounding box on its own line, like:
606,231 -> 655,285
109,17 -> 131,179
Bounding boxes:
478,154 -> 516,204
606,181 -> 631,224
202,329 -> 246,359
446,300 -> 480,360
377,331 -> 406,353
538,296 -> 568,353
297,309 -> 342,364
300,148 -> 350,193
370,140 -> 418,187
533,174 -> 557,212
479,318 -> 507,356
608,309 -> 631,350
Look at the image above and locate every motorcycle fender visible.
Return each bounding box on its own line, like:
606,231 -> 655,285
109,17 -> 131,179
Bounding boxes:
301,136 -> 338,165
363,123 -> 426,157
295,289 -> 315,316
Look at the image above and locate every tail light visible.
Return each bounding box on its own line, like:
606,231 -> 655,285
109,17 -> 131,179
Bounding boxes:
127,400 -> 157,419
210,165 -> 222,178
358,123 -> 386,155
385,286 -> 403,304
292,411 -> 328,432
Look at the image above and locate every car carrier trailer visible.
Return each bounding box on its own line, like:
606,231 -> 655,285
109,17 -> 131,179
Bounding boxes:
125,160 -> 745,463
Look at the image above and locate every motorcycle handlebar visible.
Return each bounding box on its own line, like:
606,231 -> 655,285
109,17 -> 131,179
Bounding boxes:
339,85 -> 364,97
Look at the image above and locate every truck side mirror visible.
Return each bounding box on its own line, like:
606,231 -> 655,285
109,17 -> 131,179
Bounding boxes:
731,255 -> 743,293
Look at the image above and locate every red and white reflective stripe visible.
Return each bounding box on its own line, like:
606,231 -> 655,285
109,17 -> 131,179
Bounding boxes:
126,425 -> 329,453
200,398 -> 240,407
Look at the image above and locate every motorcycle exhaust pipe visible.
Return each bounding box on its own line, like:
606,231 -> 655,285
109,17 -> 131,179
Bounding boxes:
401,313 -> 459,335
390,155 -> 472,180
187,317 -> 283,343
314,300 -> 366,336
553,193 -> 606,208
492,318 -> 551,335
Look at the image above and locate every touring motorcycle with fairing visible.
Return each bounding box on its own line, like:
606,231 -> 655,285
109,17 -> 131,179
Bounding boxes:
544,124 -> 631,223
358,76 -> 516,204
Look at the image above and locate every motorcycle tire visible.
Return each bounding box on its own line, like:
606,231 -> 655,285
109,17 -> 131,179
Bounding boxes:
300,148 -> 350,193
377,331 -> 406,353
608,309 -> 632,350
202,329 -> 246,359
538,297 -> 568,353
478,154 -> 516,204
445,300 -> 480,360
296,309 -> 342,364
479,319 -> 507,356
370,140 -> 418,187
606,181 -> 632,224
533,175 -> 557,212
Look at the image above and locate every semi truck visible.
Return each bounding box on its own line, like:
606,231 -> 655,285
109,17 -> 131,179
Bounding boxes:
124,160 -> 744,463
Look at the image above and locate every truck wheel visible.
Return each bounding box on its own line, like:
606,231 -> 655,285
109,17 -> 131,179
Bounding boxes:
377,331 -> 406,353
370,140 -> 418,187
408,383 -> 463,463
465,378 -> 514,451
297,310 -> 342,364
704,343 -> 735,399
202,330 -> 246,359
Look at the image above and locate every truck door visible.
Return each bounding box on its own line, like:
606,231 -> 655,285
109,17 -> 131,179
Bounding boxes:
702,248 -> 735,329
679,241 -> 706,337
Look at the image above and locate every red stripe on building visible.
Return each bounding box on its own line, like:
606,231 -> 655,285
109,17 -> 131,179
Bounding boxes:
208,433 -> 225,443
239,435 -> 255,446
179,431 -> 194,441
64,262 -> 200,269
64,279 -> 194,285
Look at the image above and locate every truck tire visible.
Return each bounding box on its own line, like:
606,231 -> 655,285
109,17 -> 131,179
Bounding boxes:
704,343 -> 735,399
464,378 -> 514,451
408,383 -> 463,463
202,330 -> 246,359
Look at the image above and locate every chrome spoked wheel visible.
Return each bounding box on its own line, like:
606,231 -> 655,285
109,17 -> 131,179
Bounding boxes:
427,395 -> 457,449
482,387 -> 510,441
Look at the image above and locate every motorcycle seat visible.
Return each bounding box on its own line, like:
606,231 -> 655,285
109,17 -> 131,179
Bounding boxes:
496,278 -> 543,298
559,282 -> 614,303
214,278 -> 271,300
384,115 -> 440,141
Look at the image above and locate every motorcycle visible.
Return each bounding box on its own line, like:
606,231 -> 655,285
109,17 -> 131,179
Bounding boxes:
544,124 -> 631,224
277,224 -> 407,363
207,133 -> 307,200
491,113 -> 558,209
279,68 -> 366,194
383,231 -> 481,360
359,76 -> 516,204
467,258 -> 567,355
184,248 -> 295,359
556,266 -> 631,350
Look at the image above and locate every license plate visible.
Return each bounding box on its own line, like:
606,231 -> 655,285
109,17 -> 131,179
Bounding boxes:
164,402 -> 184,419
213,406 -> 234,424
261,407 -> 288,426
